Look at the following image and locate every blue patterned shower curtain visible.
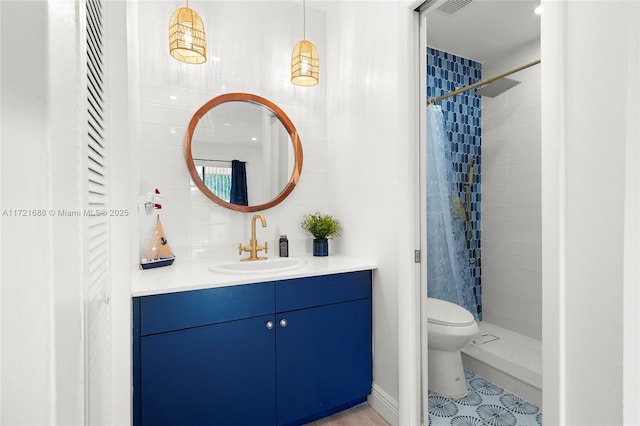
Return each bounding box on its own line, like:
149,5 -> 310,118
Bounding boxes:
426,105 -> 479,320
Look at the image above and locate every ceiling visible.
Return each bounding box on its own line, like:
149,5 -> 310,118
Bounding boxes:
426,0 -> 541,63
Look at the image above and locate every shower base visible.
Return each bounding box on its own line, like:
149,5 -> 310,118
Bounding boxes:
461,321 -> 542,407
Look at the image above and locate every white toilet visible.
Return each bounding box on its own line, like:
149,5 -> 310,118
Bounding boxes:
426,297 -> 479,398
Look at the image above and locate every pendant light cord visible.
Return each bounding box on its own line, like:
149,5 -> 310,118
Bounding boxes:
303,0 -> 306,40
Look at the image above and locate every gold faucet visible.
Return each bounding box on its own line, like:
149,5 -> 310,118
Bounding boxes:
238,214 -> 268,261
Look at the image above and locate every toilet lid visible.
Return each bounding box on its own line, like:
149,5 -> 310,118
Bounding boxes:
427,298 -> 476,327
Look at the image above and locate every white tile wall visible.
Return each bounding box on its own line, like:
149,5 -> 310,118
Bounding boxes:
481,40 -> 542,339
131,1 -> 328,262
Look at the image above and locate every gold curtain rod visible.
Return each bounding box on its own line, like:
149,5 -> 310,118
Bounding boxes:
426,59 -> 541,105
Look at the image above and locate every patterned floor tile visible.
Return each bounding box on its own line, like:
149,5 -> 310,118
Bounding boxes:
428,370 -> 542,425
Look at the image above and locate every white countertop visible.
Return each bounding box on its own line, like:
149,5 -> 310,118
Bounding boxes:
131,255 -> 378,297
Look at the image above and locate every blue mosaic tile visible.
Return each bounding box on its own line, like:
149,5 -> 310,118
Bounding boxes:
428,371 -> 542,426
427,47 -> 482,319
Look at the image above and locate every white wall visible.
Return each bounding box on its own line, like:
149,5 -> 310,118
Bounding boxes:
325,2 -> 418,425
107,1 -> 134,424
542,1 -> 640,424
1,1 -> 86,423
131,1 -> 329,265
481,39 -> 541,339
622,5 -> 640,424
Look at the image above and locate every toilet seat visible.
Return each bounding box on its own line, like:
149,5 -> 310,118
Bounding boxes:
427,298 -> 475,327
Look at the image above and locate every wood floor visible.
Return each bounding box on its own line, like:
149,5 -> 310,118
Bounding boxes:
304,403 -> 390,426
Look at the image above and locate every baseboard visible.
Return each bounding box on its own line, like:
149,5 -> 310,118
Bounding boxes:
368,382 -> 399,426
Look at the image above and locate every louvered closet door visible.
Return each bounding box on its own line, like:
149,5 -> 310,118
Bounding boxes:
85,0 -> 111,424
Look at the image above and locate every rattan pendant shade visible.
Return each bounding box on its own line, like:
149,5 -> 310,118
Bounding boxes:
291,0 -> 318,86
291,40 -> 319,86
169,5 -> 207,64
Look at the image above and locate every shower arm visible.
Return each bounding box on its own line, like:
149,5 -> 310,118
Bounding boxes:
426,59 -> 540,105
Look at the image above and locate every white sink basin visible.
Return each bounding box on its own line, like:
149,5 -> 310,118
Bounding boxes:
209,257 -> 306,275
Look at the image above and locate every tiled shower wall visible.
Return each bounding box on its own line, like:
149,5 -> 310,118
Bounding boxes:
481,40 -> 541,340
427,48 -> 482,319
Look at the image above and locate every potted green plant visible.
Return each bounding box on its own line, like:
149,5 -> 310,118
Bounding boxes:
300,212 -> 342,256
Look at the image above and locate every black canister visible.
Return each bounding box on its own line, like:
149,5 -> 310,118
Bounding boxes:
279,235 -> 289,257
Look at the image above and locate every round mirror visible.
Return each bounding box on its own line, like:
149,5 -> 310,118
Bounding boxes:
185,93 -> 303,212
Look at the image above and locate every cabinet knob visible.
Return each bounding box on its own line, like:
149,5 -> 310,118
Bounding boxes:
279,319 -> 287,328
266,321 -> 274,329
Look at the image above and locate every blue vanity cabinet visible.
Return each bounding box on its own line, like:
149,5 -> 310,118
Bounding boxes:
132,270 -> 372,426
275,270 -> 373,425
275,301 -> 372,425
133,282 -> 277,426
139,314 -> 276,426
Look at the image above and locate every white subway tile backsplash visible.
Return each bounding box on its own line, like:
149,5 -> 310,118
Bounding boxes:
507,135 -> 541,154
508,92 -> 541,114
508,216 -> 541,233
508,191 -> 540,208
481,191 -> 508,206
139,144 -> 184,165
485,108 -> 510,123
508,228 -> 541,245
481,278 -> 512,312
481,118 -> 508,143
482,202 -> 509,217
509,176 -> 541,194
508,203 -> 541,218
481,239 -> 508,257
140,164 -> 190,188
508,241 -> 541,259
482,142 -> 509,168
140,103 -> 193,128
483,224 -> 509,243
482,165 -> 508,184
290,172 -> 329,206
138,123 -> 186,147
189,186 -> 216,207
509,146 -> 541,168
509,106 -> 541,128
481,45 -> 541,338
139,84 -> 190,108
186,90 -> 226,111
508,161 -> 540,179
508,121 -> 541,140
483,178 -> 508,192
482,252 -> 509,277
190,204 -> 211,226
299,140 -> 328,174
509,254 -> 542,274
483,215 -> 509,231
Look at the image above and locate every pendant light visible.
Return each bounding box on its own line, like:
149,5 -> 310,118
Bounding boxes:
168,0 -> 207,64
291,0 -> 319,86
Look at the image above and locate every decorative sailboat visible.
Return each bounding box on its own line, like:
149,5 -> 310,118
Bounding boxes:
140,215 -> 175,269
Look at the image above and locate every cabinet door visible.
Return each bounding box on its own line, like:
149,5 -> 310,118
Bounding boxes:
140,314 -> 276,426
276,299 -> 372,426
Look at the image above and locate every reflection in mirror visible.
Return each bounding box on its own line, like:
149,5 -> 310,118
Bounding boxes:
193,159 -> 232,202
185,93 -> 303,212
191,101 -> 292,206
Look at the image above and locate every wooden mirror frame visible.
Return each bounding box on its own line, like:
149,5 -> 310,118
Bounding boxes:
184,93 -> 303,212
